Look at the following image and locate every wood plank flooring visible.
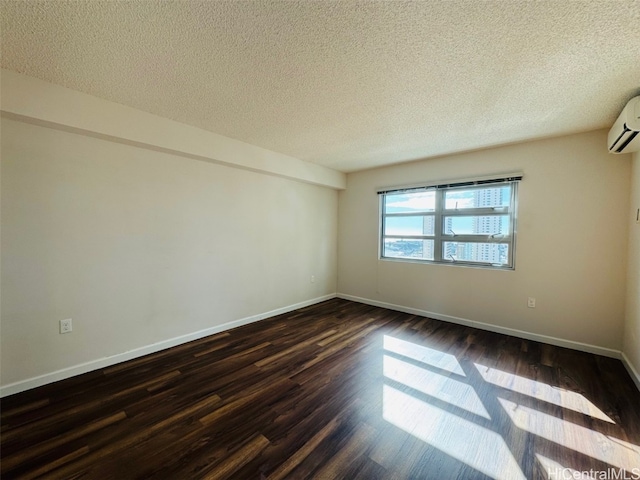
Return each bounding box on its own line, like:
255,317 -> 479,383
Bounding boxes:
2,299 -> 639,479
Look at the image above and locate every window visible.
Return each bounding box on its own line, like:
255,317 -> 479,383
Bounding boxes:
380,175 -> 521,269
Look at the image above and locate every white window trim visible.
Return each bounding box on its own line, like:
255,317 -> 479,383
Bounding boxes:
379,176 -> 521,270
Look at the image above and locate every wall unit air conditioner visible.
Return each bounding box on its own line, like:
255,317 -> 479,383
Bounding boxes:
608,95 -> 640,154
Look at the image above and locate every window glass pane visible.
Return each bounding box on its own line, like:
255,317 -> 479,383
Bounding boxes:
384,239 -> 434,260
385,191 -> 435,213
445,186 -> 511,210
380,180 -> 517,269
443,242 -> 509,265
443,215 -> 510,235
385,216 -> 435,236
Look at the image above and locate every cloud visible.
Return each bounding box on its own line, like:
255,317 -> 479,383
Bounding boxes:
387,194 -> 435,211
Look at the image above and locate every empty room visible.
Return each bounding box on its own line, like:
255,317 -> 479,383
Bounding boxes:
1,1 -> 639,479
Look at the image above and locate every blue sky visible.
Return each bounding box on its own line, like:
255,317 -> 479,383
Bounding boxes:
384,188 -> 510,237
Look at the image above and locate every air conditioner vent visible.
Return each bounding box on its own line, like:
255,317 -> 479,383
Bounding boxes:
608,96 -> 640,154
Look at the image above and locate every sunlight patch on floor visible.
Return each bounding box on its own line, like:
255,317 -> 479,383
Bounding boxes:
383,335 -> 465,376
499,398 -> 640,472
383,385 -> 526,480
384,354 -> 491,419
475,363 -> 615,424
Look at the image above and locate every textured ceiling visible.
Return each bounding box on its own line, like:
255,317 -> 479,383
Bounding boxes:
1,1 -> 639,172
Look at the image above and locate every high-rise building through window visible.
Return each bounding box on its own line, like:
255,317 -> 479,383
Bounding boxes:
380,175 -> 520,268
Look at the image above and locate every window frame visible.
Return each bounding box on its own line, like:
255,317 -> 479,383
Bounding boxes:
379,178 -> 520,270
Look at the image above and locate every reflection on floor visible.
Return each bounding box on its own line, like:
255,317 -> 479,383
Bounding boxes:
381,333 -> 639,479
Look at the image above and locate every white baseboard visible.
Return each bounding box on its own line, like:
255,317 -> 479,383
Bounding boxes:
621,352 -> 640,392
0,294 -> 336,398
5,293 -> 637,397
337,293 -> 622,359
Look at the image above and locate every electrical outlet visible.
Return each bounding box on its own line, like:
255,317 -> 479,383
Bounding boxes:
60,318 -> 72,334
527,297 -> 536,308
311,275 -> 316,283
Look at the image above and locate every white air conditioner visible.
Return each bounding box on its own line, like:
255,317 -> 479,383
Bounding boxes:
608,95 -> 640,154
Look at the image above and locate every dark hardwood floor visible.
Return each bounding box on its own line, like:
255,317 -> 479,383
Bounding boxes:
2,299 -> 639,479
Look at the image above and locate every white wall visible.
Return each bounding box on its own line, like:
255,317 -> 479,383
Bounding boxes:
338,130 -> 631,351
1,117 -> 338,389
623,150 -> 640,383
